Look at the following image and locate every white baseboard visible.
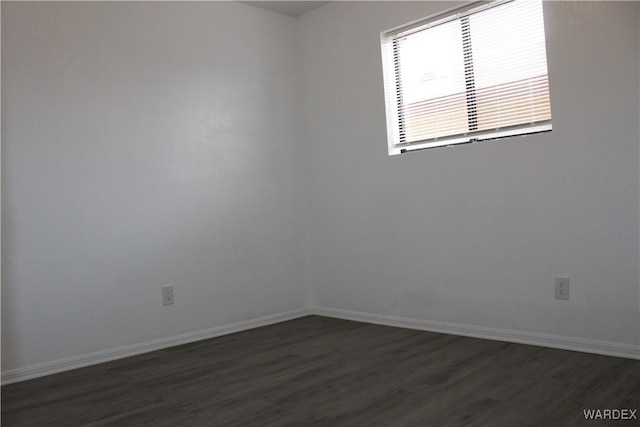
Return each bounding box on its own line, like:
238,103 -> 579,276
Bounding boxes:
311,306 -> 640,360
1,308 -> 312,385
4,306 -> 637,385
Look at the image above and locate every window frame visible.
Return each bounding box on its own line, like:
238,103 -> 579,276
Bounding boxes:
380,0 -> 552,155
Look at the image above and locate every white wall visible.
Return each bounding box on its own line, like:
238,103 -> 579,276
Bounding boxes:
2,0 -> 639,378
1,1 -> 309,373
298,1 -> 639,347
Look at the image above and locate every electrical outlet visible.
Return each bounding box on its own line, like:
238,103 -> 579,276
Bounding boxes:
162,285 -> 174,305
555,277 -> 569,300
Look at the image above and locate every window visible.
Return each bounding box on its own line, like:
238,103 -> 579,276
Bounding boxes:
381,0 -> 552,155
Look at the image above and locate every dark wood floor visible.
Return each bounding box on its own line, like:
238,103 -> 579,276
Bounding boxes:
2,316 -> 639,426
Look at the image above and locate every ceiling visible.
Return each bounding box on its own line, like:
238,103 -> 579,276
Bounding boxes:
238,1 -> 330,17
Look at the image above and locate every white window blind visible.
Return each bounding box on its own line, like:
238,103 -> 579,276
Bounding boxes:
381,0 -> 552,155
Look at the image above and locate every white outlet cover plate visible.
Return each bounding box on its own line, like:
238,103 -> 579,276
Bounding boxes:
555,277 -> 569,300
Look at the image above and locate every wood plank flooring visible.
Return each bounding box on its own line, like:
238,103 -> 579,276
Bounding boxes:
2,315 -> 639,426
